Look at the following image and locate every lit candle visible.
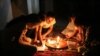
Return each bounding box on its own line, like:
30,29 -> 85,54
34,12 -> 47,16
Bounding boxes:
42,43 -> 47,50
48,38 -> 56,44
56,36 -> 60,48
57,36 -> 60,43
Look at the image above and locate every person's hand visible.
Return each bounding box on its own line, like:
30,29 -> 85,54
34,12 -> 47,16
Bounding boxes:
42,35 -> 46,40
22,37 -> 32,45
65,35 -> 72,39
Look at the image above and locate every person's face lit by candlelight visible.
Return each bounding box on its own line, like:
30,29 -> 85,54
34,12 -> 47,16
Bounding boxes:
41,16 -> 56,28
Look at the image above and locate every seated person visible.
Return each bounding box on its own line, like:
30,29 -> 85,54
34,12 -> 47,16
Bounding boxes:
3,14 -> 38,56
19,12 -> 56,47
61,16 -> 85,50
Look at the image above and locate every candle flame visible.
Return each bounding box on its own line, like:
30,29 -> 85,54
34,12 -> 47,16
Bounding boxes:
57,36 -> 60,42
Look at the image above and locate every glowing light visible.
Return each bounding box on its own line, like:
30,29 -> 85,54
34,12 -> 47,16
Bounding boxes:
57,36 -> 60,42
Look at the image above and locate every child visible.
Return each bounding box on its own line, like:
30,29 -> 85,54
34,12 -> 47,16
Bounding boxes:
61,16 -> 84,50
19,12 -> 56,46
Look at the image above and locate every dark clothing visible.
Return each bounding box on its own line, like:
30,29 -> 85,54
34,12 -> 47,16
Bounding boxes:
42,27 -> 49,35
1,14 -> 38,56
26,29 -> 36,39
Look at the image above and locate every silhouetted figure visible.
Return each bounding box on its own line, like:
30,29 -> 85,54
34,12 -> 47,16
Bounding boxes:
2,13 -> 38,56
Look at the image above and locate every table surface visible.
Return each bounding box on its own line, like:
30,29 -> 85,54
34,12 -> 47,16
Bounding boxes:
34,49 -> 82,56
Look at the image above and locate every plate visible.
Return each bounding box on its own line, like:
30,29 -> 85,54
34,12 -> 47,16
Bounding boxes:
45,37 -> 68,49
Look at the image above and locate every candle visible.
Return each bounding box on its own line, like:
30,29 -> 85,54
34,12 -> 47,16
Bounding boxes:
57,36 -> 60,43
48,39 -> 56,44
42,43 -> 47,50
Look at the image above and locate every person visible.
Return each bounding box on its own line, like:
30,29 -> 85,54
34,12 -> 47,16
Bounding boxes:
18,12 -> 56,47
61,16 -> 85,50
2,14 -> 38,56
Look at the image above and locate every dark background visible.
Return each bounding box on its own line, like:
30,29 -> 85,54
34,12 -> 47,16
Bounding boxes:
1,0 -> 100,56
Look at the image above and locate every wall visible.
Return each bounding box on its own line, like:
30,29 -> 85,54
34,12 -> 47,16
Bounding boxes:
11,0 -> 28,18
0,0 -> 12,30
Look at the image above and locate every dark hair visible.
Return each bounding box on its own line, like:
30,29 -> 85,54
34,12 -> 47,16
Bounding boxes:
68,15 -> 76,22
45,12 -> 55,18
37,11 -> 55,21
68,15 -> 86,27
